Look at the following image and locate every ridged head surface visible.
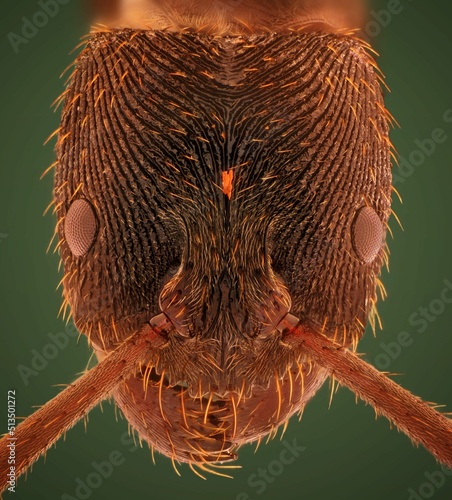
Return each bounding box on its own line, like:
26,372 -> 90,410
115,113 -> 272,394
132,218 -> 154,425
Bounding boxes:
55,25 -> 391,465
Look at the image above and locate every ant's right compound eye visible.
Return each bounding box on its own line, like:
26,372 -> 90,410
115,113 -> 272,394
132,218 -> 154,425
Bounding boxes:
64,199 -> 98,257
352,206 -> 385,264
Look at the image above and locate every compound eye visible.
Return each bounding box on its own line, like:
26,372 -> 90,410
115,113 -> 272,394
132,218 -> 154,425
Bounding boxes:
352,206 -> 384,264
64,199 -> 98,257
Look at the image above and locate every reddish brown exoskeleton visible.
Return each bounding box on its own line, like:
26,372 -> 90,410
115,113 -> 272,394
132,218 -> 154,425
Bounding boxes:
1,0 -> 451,491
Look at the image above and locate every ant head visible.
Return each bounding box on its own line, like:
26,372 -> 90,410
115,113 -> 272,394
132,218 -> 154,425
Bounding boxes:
54,19 -> 390,465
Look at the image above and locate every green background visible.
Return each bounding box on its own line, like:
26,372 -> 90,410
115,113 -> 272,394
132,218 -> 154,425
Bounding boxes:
1,1 -> 451,499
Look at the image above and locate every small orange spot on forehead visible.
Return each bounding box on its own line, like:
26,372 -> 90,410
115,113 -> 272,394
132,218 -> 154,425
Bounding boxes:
222,170 -> 234,200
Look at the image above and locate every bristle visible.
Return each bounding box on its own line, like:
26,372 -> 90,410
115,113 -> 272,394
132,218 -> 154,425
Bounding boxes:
44,127 -> 60,146
296,361 -> 305,398
40,161 -> 58,180
142,362 -> 153,398
230,394 -> 238,439
287,368 -> 294,406
97,321 -> 107,352
196,462 -> 235,479
391,185 -> 403,204
179,388 -> 189,429
111,319 -> 120,343
280,419 -> 290,440
274,371 -> 283,420
391,208 -> 404,231
328,376 -> 338,409
203,391 -> 214,425
52,240 -> 62,255
46,227 -> 59,255
170,455 -> 182,477
158,371 -> 169,423
189,462 -> 207,480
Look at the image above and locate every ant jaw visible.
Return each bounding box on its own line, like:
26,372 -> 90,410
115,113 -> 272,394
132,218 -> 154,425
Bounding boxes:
110,313 -> 329,467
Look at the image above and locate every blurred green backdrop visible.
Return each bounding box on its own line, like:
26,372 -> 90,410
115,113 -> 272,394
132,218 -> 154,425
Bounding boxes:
0,1 -> 451,499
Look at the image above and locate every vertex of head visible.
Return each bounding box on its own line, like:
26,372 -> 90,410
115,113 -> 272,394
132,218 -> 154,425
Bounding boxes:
89,0 -> 368,36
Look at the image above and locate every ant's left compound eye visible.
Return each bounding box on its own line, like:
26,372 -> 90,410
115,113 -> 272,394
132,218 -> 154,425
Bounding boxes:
352,206 -> 385,264
64,199 -> 98,257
